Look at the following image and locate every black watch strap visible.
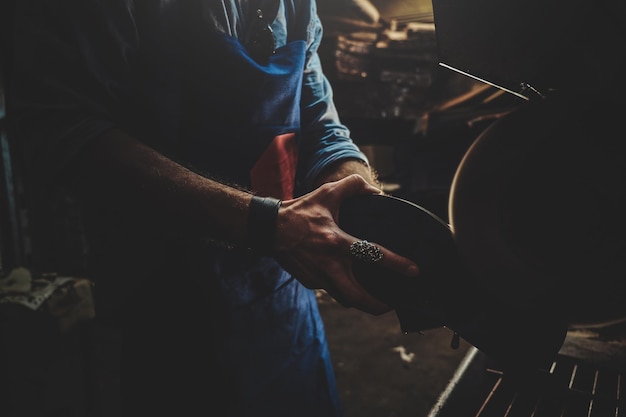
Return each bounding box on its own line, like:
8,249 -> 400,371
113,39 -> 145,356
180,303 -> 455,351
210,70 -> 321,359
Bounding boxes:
246,195 -> 282,255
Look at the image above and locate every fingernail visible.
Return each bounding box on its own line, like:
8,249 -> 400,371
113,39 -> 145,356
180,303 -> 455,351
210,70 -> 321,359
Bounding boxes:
406,264 -> 419,276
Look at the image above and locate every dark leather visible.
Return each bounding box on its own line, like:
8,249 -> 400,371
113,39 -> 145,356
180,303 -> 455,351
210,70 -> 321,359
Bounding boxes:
339,193 -> 567,372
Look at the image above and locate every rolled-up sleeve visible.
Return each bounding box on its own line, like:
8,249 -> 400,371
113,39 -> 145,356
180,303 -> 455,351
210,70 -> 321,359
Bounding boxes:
9,0 -> 137,186
297,7 -> 368,189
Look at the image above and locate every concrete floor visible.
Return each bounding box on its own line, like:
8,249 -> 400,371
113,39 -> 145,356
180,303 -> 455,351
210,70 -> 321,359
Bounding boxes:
316,290 -> 472,417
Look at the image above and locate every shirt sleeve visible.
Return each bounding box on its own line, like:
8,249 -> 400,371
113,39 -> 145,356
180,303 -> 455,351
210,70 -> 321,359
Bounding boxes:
296,4 -> 369,190
9,0 -> 138,186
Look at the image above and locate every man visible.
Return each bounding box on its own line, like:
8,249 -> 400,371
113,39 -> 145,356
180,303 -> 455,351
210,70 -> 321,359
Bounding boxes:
9,1 -> 419,416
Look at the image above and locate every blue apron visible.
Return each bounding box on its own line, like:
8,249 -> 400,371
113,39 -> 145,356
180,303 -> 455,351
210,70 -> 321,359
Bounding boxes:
112,28 -> 343,417
182,32 -> 343,417
11,1 -> 344,415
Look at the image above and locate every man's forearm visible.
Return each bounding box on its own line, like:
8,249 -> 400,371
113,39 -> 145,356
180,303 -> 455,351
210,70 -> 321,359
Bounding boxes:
71,128 -> 253,244
313,158 -> 381,189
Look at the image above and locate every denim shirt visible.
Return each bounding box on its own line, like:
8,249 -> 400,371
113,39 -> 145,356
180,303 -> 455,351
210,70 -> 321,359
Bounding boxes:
10,0 -> 368,192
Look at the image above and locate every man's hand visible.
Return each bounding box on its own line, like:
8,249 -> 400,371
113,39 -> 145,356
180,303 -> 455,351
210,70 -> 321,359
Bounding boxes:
274,174 -> 420,315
